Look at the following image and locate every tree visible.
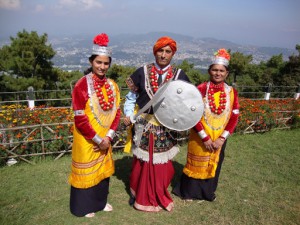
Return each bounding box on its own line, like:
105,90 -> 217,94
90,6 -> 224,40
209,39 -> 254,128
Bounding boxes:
54,68 -> 83,90
264,54 -> 286,85
0,75 -> 45,92
242,63 -> 259,83
229,52 -> 253,84
280,44 -> 300,86
0,45 -> 13,72
177,60 -> 206,85
10,30 -> 55,77
107,64 -> 136,96
0,30 -> 56,91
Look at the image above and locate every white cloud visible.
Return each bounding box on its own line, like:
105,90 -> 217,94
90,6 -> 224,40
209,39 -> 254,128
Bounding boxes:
56,0 -> 102,11
81,0 -> 102,10
58,0 -> 77,7
0,0 -> 21,10
34,4 -> 45,12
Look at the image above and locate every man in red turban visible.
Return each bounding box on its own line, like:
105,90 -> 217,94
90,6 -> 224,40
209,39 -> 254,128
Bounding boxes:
153,36 -> 177,55
123,36 -> 190,212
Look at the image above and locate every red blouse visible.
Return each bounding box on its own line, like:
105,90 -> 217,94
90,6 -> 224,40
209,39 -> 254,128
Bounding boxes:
72,76 -> 121,140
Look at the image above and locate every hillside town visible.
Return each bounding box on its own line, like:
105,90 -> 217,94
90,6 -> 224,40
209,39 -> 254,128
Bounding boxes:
49,33 -> 296,72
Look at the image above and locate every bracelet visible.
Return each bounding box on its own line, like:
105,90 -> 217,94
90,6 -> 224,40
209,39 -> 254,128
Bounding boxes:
219,136 -> 226,141
202,136 -> 210,142
92,134 -> 103,145
198,130 -> 208,139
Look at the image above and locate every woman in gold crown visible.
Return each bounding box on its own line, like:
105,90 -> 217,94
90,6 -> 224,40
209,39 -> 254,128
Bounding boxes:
69,33 -> 121,217
173,49 -> 239,202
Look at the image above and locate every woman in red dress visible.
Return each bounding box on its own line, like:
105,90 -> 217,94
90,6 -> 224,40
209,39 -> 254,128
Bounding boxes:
173,49 -> 239,202
69,33 -> 121,217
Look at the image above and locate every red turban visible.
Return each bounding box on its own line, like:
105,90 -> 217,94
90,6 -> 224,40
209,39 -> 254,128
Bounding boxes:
153,36 -> 177,55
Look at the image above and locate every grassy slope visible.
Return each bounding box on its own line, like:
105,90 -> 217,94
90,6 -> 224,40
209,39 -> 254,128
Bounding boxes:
0,129 -> 299,225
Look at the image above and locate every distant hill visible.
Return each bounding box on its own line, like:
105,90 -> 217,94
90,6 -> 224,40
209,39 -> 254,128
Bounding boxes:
1,32 -> 297,71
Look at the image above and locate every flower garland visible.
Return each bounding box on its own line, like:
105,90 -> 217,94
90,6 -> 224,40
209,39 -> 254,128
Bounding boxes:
207,82 -> 227,115
149,66 -> 173,93
92,75 -> 114,111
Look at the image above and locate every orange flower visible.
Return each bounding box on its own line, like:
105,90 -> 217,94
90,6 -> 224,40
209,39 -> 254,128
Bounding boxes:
215,48 -> 230,60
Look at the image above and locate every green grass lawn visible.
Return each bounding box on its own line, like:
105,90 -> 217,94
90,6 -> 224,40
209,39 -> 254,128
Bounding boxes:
0,129 -> 299,225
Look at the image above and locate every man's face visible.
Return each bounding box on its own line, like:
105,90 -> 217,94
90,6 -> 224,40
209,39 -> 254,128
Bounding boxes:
154,45 -> 174,68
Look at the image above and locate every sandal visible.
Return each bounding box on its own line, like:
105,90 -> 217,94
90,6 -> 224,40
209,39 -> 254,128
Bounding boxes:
84,212 -> 95,218
103,203 -> 113,212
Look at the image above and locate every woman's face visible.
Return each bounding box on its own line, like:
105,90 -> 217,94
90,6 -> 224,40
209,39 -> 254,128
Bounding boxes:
208,64 -> 229,84
90,55 -> 110,77
154,45 -> 174,69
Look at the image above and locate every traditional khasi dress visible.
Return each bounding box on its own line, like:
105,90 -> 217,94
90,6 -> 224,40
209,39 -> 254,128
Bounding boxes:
69,72 -> 121,217
173,81 -> 239,201
125,63 -> 190,212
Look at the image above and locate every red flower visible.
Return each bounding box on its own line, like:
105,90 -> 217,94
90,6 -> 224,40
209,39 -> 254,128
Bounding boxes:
93,33 -> 109,46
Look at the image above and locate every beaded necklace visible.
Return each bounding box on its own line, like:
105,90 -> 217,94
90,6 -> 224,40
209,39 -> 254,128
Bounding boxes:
149,65 -> 173,93
207,82 -> 227,115
92,74 -> 114,111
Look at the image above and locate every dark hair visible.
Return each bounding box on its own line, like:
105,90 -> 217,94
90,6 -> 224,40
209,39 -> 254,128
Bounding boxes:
84,67 -> 93,75
84,54 -> 112,75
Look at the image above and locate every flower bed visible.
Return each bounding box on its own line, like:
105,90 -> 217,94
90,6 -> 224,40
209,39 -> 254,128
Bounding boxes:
0,105 -> 74,164
237,98 -> 300,133
0,98 -> 299,164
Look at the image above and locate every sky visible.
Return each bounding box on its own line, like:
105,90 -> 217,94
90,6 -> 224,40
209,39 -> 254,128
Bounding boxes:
0,0 -> 299,49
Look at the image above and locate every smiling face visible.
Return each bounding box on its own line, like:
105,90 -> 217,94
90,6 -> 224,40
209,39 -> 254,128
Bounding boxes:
154,45 -> 174,69
90,55 -> 111,78
208,64 -> 229,85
